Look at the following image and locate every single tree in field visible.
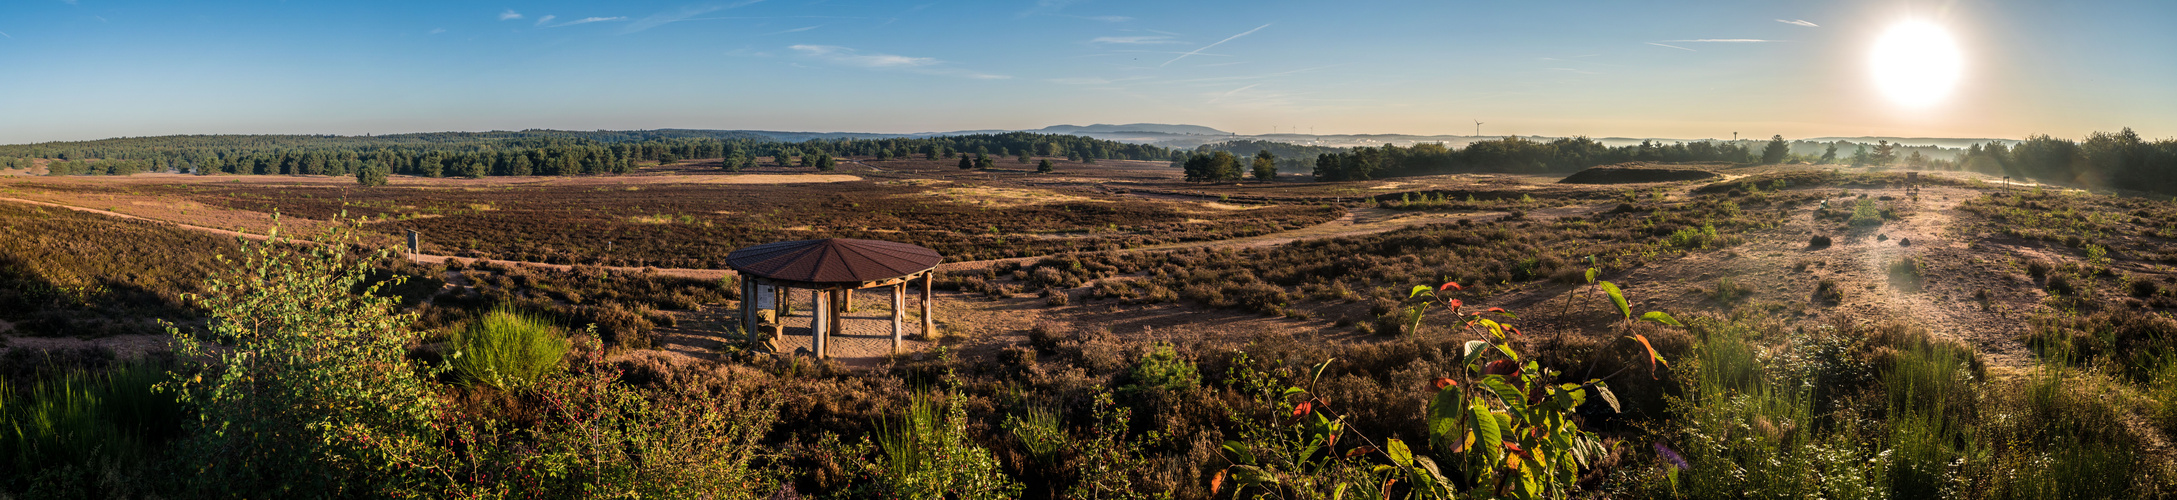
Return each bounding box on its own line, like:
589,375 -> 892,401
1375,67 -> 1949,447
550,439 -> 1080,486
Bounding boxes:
1761,135 -> 1789,164
355,161 -> 389,187
1851,144 -> 1872,166
817,154 -> 838,171
1207,151 -> 1242,181
1251,150 -> 1278,181
1819,143 -> 1838,164
1872,140 -> 1898,166
1037,159 -> 1054,173
974,154 -> 993,170
1018,151 -> 1031,164
958,156 -> 975,170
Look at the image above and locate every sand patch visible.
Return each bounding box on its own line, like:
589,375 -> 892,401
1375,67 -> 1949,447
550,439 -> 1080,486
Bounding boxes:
920,187 -> 1102,208
686,174 -> 861,185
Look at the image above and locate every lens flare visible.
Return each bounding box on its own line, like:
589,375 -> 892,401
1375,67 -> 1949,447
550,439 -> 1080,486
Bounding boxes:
1870,21 -> 1964,107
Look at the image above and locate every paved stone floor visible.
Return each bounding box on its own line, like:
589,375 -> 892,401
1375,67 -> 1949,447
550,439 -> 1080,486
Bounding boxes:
760,290 -> 931,359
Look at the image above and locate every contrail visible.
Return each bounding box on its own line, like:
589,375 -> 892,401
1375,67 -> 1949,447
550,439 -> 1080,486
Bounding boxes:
1163,23 -> 1269,67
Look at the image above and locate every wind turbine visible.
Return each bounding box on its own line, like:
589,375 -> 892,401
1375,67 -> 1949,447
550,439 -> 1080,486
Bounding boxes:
1474,120 -> 1484,137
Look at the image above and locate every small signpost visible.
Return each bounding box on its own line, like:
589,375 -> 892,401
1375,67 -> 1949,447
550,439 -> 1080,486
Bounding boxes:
406,229 -> 420,255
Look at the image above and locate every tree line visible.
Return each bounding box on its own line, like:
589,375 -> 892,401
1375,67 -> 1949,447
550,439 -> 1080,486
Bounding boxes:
1954,128 -> 2177,195
3,130 -> 1170,181
1303,136 -> 1759,181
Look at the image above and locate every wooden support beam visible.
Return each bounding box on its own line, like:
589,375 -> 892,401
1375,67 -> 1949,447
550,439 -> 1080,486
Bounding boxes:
813,289 -> 829,359
771,284 -> 786,341
829,289 -> 848,358
741,278 -> 757,342
920,272 -> 934,339
843,288 -> 854,313
891,283 -> 905,354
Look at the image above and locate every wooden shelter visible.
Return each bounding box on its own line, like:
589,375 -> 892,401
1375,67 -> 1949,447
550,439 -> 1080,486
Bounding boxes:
725,238 -> 942,358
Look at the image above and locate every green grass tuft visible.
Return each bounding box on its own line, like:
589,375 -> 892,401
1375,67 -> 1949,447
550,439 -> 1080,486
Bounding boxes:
450,308 -> 570,391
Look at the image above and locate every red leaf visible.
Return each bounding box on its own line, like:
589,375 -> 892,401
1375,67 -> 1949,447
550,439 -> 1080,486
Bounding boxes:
1292,400 -> 1313,416
1345,446 -> 1378,458
1483,359 -> 1522,378
1487,307 -> 1510,313
1508,326 -> 1522,336
1448,299 -> 1463,309
1432,377 -> 1458,390
1210,469 -> 1227,495
1630,334 -> 1669,379
1440,281 -> 1463,291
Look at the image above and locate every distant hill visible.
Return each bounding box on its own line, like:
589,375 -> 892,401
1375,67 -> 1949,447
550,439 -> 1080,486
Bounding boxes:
1804,137 -> 2020,149
1035,123 -> 1231,135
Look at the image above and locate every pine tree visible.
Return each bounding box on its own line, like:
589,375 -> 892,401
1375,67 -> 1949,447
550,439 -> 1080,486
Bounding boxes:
1761,135 -> 1789,164
958,156 -> 974,170
355,161 -> 389,187
1252,150 -> 1278,181
1037,159 -> 1054,173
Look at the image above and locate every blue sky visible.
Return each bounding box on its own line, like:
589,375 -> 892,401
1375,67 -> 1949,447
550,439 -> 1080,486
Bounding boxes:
1,0 -> 2171,143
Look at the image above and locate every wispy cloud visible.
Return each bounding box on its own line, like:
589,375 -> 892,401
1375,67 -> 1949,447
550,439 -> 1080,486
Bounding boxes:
429,28 -> 447,35
499,9 -> 523,21
761,25 -> 822,35
791,44 -> 934,67
1207,83 -> 1261,104
1163,23 -> 1269,67
1776,19 -> 1818,28
0,31 -> 11,39
1076,15 -> 1132,22
1018,0 -> 1077,18
790,44 -> 1011,79
1090,36 -> 1179,45
1048,76 -> 1151,85
1645,42 -> 1694,51
543,17 -> 627,28
1664,39 -> 1777,43
534,15 -> 556,26
623,1 -> 764,34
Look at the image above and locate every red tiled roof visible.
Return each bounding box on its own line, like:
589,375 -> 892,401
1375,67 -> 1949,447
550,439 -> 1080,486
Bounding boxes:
725,238 -> 942,284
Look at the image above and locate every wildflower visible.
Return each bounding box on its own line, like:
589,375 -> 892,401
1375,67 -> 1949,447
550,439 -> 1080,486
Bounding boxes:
1654,442 -> 1691,471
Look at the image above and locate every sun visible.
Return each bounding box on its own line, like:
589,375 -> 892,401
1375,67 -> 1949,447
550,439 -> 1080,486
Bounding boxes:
1870,21 -> 1964,107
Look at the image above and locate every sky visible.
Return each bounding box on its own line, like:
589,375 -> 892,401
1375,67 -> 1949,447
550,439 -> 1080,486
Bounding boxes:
1,0 -> 2172,144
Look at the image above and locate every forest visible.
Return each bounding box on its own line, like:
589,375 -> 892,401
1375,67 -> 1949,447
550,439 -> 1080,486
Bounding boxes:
1,130 -> 1171,180
1953,128 -> 2177,196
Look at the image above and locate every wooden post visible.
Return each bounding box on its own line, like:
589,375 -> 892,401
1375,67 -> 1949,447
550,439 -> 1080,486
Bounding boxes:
891,283 -> 905,353
812,289 -> 829,359
741,277 -> 757,341
920,272 -> 934,339
771,284 -> 786,341
829,289 -> 848,358
843,289 -> 854,312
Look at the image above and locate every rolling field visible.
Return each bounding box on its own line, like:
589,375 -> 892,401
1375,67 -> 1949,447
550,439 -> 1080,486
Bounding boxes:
8,159 -> 2177,498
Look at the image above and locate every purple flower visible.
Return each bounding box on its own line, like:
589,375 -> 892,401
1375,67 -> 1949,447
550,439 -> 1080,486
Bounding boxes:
1654,442 -> 1690,471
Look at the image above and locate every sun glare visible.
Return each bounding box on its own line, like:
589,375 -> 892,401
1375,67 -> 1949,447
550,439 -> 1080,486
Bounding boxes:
1870,21 -> 1964,107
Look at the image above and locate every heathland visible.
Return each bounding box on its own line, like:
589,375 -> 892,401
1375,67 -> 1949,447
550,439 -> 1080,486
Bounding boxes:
2,130 -> 2176,498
